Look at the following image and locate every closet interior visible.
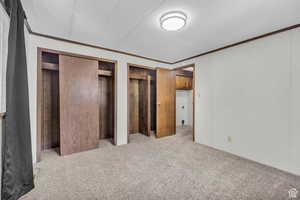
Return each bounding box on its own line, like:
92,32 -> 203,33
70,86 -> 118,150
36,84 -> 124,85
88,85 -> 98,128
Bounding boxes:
41,52 -> 59,153
39,49 -> 116,161
128,65 -> 157,138
98,61 -> 115,143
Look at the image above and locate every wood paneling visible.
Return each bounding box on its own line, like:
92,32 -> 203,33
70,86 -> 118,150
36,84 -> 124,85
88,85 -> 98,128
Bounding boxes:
59,55 -> 99,155
42,52 -> 59,64
128,66 -> 153,136
129,68 -> 148,80
42,70 -> 60,150
129,79 -> 139,134
98,76 -> 114,139
156,68 -> 176,138
138,76 -> 151,136
150,80 -> 157,131
99,61 -> 115,142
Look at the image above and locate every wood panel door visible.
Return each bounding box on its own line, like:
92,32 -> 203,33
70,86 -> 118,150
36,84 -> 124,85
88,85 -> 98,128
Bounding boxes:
59,55 -> 99,156
156,68 -> 176,138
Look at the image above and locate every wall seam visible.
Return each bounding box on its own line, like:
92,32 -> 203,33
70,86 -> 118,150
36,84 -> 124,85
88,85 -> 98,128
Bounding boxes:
288,29 -> 293,173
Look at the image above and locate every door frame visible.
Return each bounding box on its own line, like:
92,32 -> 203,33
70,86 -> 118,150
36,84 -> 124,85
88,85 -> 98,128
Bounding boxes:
172,64 -> 196,142
37,47 -> 118,162
127,63 -> 156,143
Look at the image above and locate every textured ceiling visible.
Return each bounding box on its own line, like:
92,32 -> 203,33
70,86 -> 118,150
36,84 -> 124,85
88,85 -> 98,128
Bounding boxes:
22,0 -> 300,63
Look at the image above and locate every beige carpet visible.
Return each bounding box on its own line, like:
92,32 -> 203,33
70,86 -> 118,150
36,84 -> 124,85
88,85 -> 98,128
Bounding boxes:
22,126 -> 300,200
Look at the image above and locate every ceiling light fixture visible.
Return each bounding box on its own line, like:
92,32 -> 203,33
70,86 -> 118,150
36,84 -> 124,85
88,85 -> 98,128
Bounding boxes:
160,11 -> 187,31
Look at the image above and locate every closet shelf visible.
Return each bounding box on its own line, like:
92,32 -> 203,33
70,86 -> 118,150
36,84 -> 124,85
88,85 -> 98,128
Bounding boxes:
42,62 -> 59,71
98,69 -> 112,76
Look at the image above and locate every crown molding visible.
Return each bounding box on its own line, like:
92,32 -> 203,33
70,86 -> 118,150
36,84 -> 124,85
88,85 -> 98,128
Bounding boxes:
2,1 -> 299,66
173,23 -> 300,64
30,23 -> 300,66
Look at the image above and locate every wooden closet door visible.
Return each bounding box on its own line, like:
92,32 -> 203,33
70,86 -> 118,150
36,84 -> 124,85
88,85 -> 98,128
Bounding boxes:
156,68 -> 176,138
59,55 -> 99,156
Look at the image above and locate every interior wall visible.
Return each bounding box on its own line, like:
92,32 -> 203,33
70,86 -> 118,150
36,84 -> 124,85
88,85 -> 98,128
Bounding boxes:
2,1 -> 300,177
0,3 -> 9,113
27,34 -> 172,163
176,90 -> 193,126
175,27 -> 300,176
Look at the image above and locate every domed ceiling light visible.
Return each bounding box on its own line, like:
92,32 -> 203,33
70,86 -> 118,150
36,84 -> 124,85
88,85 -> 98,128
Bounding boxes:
160,11 -> 187,31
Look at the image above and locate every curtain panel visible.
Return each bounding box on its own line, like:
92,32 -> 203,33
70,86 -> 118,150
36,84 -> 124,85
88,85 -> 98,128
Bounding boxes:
1,0 -> 34,199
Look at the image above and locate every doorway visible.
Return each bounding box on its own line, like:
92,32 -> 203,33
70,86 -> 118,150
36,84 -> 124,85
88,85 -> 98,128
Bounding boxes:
173,64 -> 195,141
37,48 -> 117,162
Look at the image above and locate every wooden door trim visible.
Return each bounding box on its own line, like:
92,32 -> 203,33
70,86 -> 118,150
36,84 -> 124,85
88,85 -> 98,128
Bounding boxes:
147,75 -> 151,136
37,47 -> 118,162
127,63 -> 156,70
173,64 -> 195,71
38,48 -> 118,63
173,64 -> 196,142
113,60 -> 118,146
37,48 -> 42,162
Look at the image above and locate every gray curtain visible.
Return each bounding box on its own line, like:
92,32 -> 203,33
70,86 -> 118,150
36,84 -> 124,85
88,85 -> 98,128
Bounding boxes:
2,0 -> 34,199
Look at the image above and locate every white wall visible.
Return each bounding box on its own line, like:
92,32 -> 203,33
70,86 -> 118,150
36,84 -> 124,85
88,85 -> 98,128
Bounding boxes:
0,3 -> 9,113
176,90 -> 193,126
175,27 -> 300,176
27,35 -> 172,163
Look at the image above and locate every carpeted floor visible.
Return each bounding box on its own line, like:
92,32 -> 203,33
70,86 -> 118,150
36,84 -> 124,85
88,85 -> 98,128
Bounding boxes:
22,126 -> 300,200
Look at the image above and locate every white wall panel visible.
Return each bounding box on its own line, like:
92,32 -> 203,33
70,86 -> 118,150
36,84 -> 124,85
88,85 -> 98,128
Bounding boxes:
177,27 -> 300,176
0,4 -> 8,112
176,90 -> 193,126
290,28 -> 300,175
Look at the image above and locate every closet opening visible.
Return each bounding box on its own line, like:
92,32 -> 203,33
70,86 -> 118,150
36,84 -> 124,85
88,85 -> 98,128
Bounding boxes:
174,65 -> 195,141
127,64 -> 157,142
37,48 -> 117,162
98,60 -> 116,145
40,51 -> 60,157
